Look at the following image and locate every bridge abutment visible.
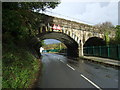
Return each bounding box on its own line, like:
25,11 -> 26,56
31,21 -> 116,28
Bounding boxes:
78,42 -> 84,56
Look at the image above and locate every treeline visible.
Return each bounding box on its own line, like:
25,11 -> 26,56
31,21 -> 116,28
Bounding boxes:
95,22 -> 120,45
43,43 -> 66,50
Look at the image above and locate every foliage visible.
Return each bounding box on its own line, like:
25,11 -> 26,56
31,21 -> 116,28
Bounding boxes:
104,32 -> 110,45
3,10 -> 30,42
41,40 -> 46,46
2,2 -> 60,41
95,21 -> 115,33
115,25 -> 120,44
95,22 -> 115,38
2,2 -> 60,88
95,22 -> 116,44
43,43 -> 66,50
2,2 -> 60,11
2,47 -> 41,88
94,24 -> 120,45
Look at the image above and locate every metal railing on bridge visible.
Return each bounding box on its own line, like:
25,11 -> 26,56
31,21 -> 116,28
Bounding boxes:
84,45 -> 120,60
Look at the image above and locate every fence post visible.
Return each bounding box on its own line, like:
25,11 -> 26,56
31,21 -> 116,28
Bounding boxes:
99,46 -> 101,57
117,45 -> 120,60
87,47 -> 89,55
92,46 -> 94,56
86,47 -> 87,55
107,45 -> 110,58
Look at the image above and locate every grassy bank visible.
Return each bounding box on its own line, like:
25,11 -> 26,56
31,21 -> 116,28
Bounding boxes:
2,46 -> 41,88
2,2 -> 60,88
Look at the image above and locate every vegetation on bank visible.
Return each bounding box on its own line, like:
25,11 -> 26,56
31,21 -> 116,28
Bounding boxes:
2,46 -> 41,88
2,2 -> 60,88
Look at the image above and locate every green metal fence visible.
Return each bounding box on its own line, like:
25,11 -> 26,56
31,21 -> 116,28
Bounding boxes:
44,49 -> 60,52
84,45 -> 120,60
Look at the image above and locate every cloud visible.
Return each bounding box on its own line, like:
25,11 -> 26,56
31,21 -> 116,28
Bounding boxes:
43,2 -> 118,44
61,0 -> 119,2
76,2 -> 118,25
45,2 -> 118,25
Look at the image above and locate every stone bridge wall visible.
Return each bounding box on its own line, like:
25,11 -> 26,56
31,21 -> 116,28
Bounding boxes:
38,14 -> 105,43
35,13 -> 112,56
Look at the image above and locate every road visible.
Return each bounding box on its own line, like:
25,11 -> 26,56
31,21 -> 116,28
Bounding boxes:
36,53 -> 119,89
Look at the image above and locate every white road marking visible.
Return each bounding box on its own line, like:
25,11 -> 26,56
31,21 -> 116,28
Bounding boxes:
80,74 -> 102,90
67,64 -> 75,70
60,60 -> 64,63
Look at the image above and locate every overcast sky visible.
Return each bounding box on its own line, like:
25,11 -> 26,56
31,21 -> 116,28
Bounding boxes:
43,0 -> 119,45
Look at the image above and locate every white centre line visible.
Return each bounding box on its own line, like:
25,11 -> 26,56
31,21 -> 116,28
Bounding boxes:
67,64 -> 75,70
60,60 -> 64,63
80,74 -> 102,90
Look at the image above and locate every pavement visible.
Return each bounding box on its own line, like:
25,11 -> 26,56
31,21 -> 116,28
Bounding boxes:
58,53 -> 120,67
80,56 -> 120,67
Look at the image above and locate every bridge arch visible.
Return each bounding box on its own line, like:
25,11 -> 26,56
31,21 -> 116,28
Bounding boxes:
84,37 -> 106,47
36,32 -> 79,57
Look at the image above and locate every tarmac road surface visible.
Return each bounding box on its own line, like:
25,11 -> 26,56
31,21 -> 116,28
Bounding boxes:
36,53 -> 119,89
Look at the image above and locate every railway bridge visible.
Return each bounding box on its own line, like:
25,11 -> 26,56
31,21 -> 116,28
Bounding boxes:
30,13 -> 114,57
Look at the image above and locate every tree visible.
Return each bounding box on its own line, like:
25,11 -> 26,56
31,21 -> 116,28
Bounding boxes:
2,2 -> 61,56
104,32 -> 110,45
95,21 -> 115,33
115,25 -> 120,44
2,2 -> 60,44
2,2 -> 60,11
95,22 -> 115,45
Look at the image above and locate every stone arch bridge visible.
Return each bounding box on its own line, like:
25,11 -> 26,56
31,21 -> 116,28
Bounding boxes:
30,13 -> 114,57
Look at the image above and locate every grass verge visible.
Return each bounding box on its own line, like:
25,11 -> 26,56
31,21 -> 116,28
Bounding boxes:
2,47 -> 41,88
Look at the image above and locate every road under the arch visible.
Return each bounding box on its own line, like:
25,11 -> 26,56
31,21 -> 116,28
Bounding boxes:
37,32 -> 79,57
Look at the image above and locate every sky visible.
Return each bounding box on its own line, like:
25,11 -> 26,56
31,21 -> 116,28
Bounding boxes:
43,0 -> 119,44
44,39 -> 61,45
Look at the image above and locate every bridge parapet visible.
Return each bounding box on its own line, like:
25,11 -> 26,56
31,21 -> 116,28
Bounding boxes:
38,13 -> 101,33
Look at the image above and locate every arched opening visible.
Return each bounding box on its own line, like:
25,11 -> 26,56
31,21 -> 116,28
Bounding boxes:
34,32 -> 79,57
83,37 -> 106,56
84,37 -> 106,47
40,39 -> 67,54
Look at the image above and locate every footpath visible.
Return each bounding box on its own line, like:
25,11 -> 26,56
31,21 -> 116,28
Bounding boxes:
81,56 -> 120,67
57,53 -> 120,67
